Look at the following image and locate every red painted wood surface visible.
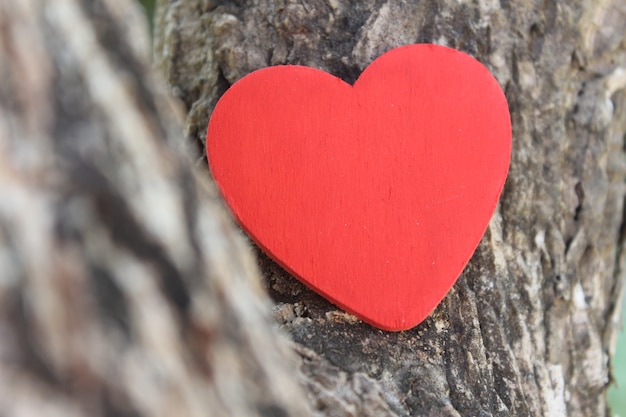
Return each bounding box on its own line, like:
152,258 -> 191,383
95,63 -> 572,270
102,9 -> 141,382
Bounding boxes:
207,44 -> 511,331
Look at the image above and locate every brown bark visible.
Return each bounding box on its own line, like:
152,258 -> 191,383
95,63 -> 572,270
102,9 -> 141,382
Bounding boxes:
154,1 -> 626,416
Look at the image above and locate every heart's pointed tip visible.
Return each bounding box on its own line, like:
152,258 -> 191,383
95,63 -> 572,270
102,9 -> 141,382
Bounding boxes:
348,306 -> 431,332
360,316 -> 424,332
371,322 -> 419,332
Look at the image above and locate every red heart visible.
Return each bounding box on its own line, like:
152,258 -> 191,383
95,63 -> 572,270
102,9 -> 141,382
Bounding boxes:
207,44 -> 511,331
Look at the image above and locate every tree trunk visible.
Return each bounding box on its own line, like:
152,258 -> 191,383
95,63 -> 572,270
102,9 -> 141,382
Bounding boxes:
154,1 -> 626,416
0,1 -> 624,417
0,1 -> 308,416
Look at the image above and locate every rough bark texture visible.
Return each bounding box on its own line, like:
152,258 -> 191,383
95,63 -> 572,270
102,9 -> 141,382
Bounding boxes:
0,1 -> 310,416
1,0 -> 625,416
154,1 -> 626,416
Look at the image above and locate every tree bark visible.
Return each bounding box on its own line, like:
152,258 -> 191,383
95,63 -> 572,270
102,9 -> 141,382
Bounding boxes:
0,1 -> 309,416
0,0 -> 625,417
154,1 -> 626,416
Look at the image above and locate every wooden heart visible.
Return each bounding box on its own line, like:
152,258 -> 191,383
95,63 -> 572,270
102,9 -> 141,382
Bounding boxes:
207,44 -> 511,331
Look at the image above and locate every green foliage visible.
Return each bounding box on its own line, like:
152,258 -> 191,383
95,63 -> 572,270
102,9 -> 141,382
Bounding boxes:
138,0 -> 156,32
610,297 -> 626,416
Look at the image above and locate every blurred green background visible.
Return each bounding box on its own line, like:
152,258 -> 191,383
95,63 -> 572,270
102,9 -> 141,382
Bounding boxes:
610,294 -> 626,416
136,0 -> 625,413
140,0 -> 156,33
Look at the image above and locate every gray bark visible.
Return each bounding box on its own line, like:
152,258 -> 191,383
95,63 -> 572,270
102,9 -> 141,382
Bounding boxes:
154,1 -> 626,416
